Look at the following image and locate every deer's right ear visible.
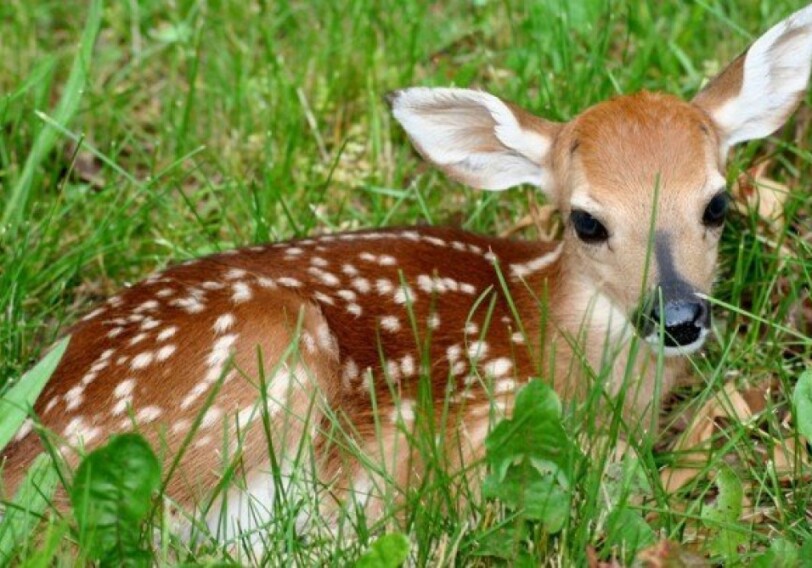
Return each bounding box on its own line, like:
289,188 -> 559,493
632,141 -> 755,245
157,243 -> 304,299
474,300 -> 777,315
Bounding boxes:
389,88 -> 560,193
693,5 -> 812,151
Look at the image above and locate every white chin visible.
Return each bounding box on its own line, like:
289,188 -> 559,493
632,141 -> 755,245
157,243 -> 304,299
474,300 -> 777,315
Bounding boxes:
644,328 -> 708,357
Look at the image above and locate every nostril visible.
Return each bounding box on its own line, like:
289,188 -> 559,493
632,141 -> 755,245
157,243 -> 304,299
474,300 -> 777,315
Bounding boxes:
648,299 -> 710,347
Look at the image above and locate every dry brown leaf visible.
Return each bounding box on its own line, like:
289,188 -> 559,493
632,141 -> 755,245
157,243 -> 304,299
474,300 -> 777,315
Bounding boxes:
633,540 -> 709,568
731,160 -> 791,232
499,197 -> 560,241
661,382 -> 758,493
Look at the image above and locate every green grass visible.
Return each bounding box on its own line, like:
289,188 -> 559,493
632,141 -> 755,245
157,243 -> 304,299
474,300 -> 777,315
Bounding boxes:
1,0 -> 811,565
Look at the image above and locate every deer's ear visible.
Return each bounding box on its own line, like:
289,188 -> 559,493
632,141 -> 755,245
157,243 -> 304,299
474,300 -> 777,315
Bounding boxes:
693,6 -> 812,150
389,88 -> 560,193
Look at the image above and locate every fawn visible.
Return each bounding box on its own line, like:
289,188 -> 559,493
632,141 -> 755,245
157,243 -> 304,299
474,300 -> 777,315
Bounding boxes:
3,5 -> 812,540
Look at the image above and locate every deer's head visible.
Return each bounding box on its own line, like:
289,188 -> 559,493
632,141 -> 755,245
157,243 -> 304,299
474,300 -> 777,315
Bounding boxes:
391,6 -> 812,355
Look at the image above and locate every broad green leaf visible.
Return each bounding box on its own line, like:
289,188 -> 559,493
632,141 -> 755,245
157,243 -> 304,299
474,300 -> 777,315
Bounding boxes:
604,507 -> 656,561
0,454 -> 59,563
752,537 -> 799,568
482,380 -> 578,533
0,336 -> 70,452
702,467 -> 745,560
792,369 -> 812,441
355,533 -> 410,568
70,434 -> 161,567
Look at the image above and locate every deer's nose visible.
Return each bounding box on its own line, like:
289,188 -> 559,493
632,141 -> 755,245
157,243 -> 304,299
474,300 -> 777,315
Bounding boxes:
649,298 -> 710,347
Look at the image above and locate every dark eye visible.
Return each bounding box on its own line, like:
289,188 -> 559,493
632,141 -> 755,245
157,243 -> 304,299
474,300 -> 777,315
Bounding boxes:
570,210 -> 609,243
702,192 -> 729,227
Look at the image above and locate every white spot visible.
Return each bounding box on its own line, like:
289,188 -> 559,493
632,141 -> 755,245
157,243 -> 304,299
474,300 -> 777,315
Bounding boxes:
315,324 -> 336,353
482,357 -> 513,378
347,303 -> 363,316
495,379 -> 517,394
141,318 -> 161,331
114,379 -> 136,399
380,315 -> 401,333
459,283 -> 477,295
314,291 -> 335,306
427,313 -> 440,329
284,247 -> 304,256
171,297 -> 205,314
400,354 -> 416,377
257,277 -> 277,289
446,344 -> 462,362
81,307 -> 105,322
378,255 -> 397,266
189,432 -> 212,446
156,344 -> 177,362
135,300 -> 159,313
510,243 -> 564,279
80,372 -> 97,385
116,355 -> 129,366
511,332 -> 525,345
107,327 -> 124,338
452,361 -> 467,376
342,264 -> 360,277
393,284 -> 415,305
467,244 -> 483,254
400,230 -> 420,241
359,252 -> 376,262
113,399 -> 131,420
390,399 -> 415,423
336,289 -> 357,302
226,268 -> 247,280
484,251 -> 498,264
214,313 -> 236,334
385,360 -> 401,382
422,236 -> 446,247
376,279 -> 393,295
128,332 -> 148,346
207,334 -> 238,369
277,277 -> 302,288
310,256 -> 329,267
342,358 -> 359,389
64,385 -> 84,411
301,331 -> 317,353
131,352 -> 154,370
137,406 -> 163,424
467,340 -> 489,360
232,282 -> 253,303
308,267 -> 340,287
465,322 -> 479,335
351,277 -> 371,294
157,326 -> 178,342
201,406 -> 223,430
201,281 -> 226,290
13,419 -> 34,442
44,398 -> 58,414
171,419 -> 191,435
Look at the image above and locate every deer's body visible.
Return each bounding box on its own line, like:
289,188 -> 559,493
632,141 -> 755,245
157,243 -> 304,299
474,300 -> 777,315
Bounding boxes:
4,4 -> 812,541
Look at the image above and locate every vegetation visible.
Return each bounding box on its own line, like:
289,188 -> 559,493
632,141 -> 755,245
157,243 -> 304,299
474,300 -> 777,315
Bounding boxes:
0,0 -> 810,564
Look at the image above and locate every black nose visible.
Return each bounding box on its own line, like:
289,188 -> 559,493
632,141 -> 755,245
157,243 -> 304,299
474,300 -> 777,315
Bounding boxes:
650,299 -> 710,347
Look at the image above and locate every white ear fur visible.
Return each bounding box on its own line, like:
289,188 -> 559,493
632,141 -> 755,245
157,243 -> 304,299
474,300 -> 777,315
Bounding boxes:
695,5 -> 812,148
389,88 -> 558,192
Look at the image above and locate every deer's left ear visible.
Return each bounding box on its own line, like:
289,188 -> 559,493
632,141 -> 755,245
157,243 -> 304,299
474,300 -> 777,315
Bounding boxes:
389,88 -> 560,193
693,5 -> 812,150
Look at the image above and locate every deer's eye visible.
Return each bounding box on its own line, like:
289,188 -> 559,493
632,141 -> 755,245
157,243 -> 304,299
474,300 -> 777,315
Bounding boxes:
702,192 -> 729,227
570,210 -> 609,243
